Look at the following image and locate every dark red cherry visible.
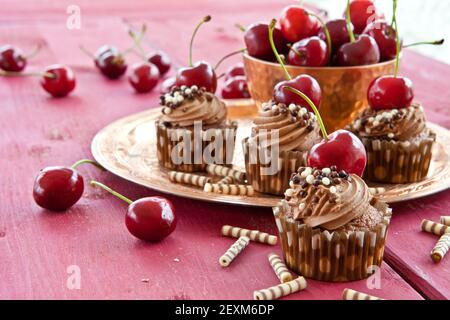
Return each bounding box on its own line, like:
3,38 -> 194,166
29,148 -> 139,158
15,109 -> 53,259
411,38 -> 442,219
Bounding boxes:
94,46 -> 127,79
244,23 -> 286,60
318,19 -> 353,52
128,62 -> 159,93
363,20 -> 400,61
161,76 -> 176,93
40,64 -> 76,97
0,45 -> 27,72
274,75 -> 322,111
147,51 -> 171,76
308,130 -> 367,177
346,0 -> 383,34
368,75 -> 414,110
221,76 -> 250,99
176,61 -> 217,93
336,34 -> 380,66
288,36 -> 329,67
280,5 -> 321,43
224,63 -> 245,81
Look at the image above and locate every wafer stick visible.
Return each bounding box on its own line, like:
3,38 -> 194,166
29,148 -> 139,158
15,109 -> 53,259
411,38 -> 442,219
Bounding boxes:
216,176 -> 235,185
221,225 -> 277,245
206,164 -> 246,183
421,219 -> 450,236
440,216 -> 450,226
219,236 -> 250,267
169,171 -> 211,187
342,289 -> 384,300
204,183 -> 254,196
431,233 -> 450,263
253,277 -> 307,300
268,253 -> 292,283
369,187 -> 386,196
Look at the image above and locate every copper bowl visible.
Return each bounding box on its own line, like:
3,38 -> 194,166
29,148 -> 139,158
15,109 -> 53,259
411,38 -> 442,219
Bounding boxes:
243,54 -> 396,131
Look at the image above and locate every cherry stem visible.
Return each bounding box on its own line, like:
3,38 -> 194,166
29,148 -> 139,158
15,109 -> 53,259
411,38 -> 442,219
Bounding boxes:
403,39 -> 444,48
0,70 -> 55,78
189,15 -> 211,67
217,73 -> 225,80
393,0 -> 400,77
71,159 -> 105,171
235,23 -> 246,32
90,181 -> 133,205
214,48 -> 246,70
123,24 -> 147,57
269,19 -> 292,80
25,43 -> 43,60
287,43 -> 303,58
306,11 -> 332,60
345,0 -> 356,43
79,45 -> 95,59
283,85 -> 329,141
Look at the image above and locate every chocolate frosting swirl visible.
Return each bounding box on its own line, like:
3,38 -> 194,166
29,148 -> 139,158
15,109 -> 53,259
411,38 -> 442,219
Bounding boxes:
250,101 -> 322,152
348,103 -> 427,141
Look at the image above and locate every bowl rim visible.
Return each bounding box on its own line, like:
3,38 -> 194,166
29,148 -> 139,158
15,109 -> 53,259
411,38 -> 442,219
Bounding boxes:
243,53 -> 397,71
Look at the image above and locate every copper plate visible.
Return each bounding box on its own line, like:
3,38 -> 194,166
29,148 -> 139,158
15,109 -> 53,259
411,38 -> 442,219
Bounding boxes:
91,105 -> 450,207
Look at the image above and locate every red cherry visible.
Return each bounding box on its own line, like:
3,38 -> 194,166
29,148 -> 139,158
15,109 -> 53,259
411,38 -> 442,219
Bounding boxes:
147,51 -> 171,76
273,75 -> 322,111
288,36 -> 329,67
308,130 -> 367,177
346,0 -> 383,34
176,61 -> 217,93
94,45 -> 127,79
224,63 -> 245,81
125,197 -> 177,242
318,19 -> 353,52
368,75 -> 414,110
161,76 -> 176,93
40,64 -> 76,97
336,34 -> 380,66
128,62 -> 159,93
280,6 -> 321,43
0,45 -> 27,72
221,76 -> 250,99
244,23 -> 286,60
363,20 -> 400,61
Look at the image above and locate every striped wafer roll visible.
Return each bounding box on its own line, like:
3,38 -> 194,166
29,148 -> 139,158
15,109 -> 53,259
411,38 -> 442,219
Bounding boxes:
219,236 -> 250,267
342,289 -> 384,300
216,176 -> 234,185
268,253 -> 292,283
221,225 -> 277,245
206,164 -> 246,183
440,216 -> 450,226
169,171 -> 211,187
204,183 -> 254,196
421,219 -> 450,236
369,187 -> 386,196
253,277 -> 307,300
431,233 -> 450,263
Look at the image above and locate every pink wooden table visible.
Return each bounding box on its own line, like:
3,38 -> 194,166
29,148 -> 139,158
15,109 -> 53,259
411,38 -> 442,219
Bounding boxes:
0,0 -> 448,300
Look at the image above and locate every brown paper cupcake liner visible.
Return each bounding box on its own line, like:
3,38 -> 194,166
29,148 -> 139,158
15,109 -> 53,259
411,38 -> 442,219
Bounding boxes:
273,199 -> 391,282
242,138 -> 307,196
156,121 -> 237,172
362,130 -> 436,183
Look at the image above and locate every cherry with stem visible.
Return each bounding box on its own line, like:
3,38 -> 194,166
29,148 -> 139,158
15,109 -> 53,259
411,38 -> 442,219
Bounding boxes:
306,11 -> 332,61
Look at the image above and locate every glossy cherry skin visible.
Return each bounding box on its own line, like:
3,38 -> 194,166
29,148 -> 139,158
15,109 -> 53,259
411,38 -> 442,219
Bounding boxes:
176,61 -> 217,93
347,0 -> 383,34
318,19 -> 353,52
221,76 -> 250,99
0,45 -> 27,72
225,63 -> 245,81
336,34 -> 380,66
368,76 -> 414,110
363,20 -> 400,61
308,130 -> 367,177
244,23 -> 286,61
160,76 -> 176,93
273,75 -> 322,111
280,6 -> 321,43
147,51 -> 171,76
94,46 -> 127,79
40,65 -> 76,97
125,197 -> 177,242
128,62 -> 160,93
288,36 -> 329,67
33,166 -> 84,211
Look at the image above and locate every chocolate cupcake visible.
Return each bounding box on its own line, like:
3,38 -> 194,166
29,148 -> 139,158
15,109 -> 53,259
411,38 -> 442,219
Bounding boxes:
348,103 -> 436,183
243,101 -> 322,195
273,166 -> 392,282
156,85 -> 237,172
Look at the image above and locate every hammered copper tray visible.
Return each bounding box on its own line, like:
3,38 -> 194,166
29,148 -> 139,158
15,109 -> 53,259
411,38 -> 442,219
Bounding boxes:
91,103 -> 450,207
